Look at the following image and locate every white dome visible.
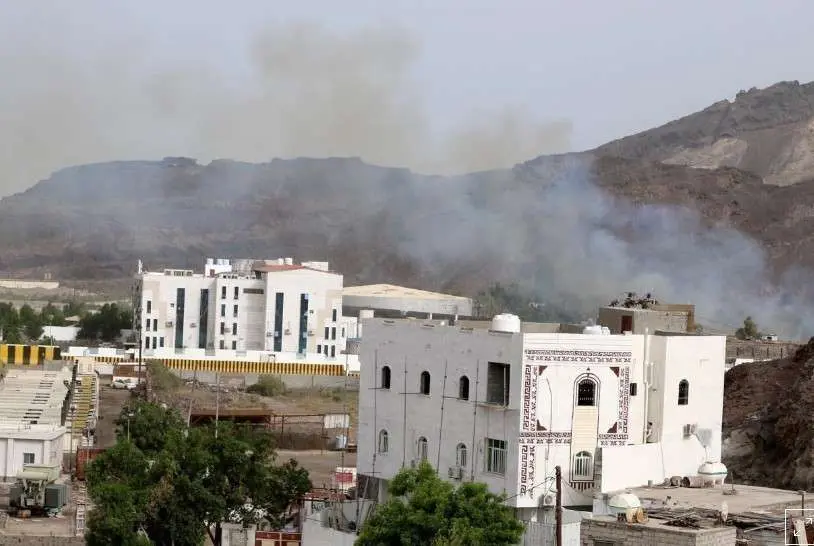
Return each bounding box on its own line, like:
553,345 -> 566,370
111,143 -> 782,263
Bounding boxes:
491,314 -> 521,333
608,493 -> 641,514
698,461 -> 728,477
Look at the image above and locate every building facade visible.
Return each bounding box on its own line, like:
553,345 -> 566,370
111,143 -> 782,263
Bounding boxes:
136,258 -> 353,359
357,314 -> 726,511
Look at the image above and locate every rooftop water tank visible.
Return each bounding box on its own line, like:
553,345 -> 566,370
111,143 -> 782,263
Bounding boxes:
601,326 -> 611,335
284,257 -> 294,266
359,309 -> 375,320
607,493 -> 642,515
698,461 -> 728,483
491,314 -> 521,333
583,325 -> 603,335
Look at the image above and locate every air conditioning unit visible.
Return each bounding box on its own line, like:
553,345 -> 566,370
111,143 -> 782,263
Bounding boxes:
683,423 -> 698,438
409,459 -> 418,469
540,493 -> 556,507
447,466 -> 463,480
307,330 -> 315,336
165,322 -> 173,327
284,329 -> 291,335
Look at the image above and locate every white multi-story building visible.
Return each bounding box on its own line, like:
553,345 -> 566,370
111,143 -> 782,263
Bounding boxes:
357,313 -> 726,513
136,257 -> 352,358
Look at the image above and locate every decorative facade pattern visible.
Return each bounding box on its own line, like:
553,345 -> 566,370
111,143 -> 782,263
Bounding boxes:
519,347 -> 633,496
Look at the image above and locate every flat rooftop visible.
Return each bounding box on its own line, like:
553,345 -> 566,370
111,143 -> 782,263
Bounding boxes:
0,367 -> 72,425
343,284 -> 473,315
628,483 -> 804,516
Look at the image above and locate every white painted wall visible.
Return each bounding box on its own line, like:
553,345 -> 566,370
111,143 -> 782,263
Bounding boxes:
358,320 -> 524,499
139,260 -> 345,357
0,427 -> 65,479
42,325 -> 79,342
358,319 -> 728,511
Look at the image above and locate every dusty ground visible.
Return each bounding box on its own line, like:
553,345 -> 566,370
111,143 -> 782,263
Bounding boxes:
96,378 -> 134,448
277,450 -> 357,489
0,480 -> 78,537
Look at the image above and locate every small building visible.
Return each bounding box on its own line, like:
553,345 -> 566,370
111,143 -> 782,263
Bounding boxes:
342,283 -> 473,320
598,303 -> 696,335
356,312 -> 726,515
580,515 -> 735,546
0,367 -> 73,479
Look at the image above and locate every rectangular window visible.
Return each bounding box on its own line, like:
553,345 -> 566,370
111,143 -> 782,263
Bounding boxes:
219,340 -> 225,349
485,438 -> 506,475
330,345 -> 336,358
298,294 -> 309,354
159,337 -> 165,348
231,340 -> 237,350
220,322 -> 225,335
220,304 -> 225,317
146,300 -> 152,314
23,452 -> 35,465
332,309 -> 337,322
273,292 -> 284,352
243,288 -> 264,295
234,287 -> 239,299
331,327 -> 336,340
221,286 -> 226,299
152,336 -> 157,349
174,288 -> 186,349
486,362 -> 510,406
198,289 -> 209,349
324,326 -> 330,340
153,318 -> 158,331
630,382 -> 638,396
341,327 -> 345,338
232,323 -> 237,336
317,345 -> 322,354
233,304 -> 238,318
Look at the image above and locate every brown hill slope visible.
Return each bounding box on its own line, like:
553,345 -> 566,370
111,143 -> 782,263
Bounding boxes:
595,80 -> 814,186
723,340 -> 814,489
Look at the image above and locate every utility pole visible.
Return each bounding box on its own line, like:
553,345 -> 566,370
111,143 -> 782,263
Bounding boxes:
214,372 -> 220,439
555,465 -> 562,546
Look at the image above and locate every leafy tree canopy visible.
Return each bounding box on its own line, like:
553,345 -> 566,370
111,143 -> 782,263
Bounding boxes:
735,316 -> 760,340
86,400 -> 312,546
355,461 -> 524,546
78,302 -> 133,342
475,282 -> 582,323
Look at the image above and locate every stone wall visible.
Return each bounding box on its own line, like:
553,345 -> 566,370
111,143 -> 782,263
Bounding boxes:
580,518 -> 736,546
0,537 -> 85,546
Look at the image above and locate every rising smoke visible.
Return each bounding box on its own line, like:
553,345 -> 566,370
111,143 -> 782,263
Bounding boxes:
2,10 -> 811,339
393,154 -> 814,339
0,15 -> 570,197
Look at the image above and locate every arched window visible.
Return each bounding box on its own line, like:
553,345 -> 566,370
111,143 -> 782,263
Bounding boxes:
378,430 -> 389,453
458,376 -> 470,400
420,371 -> 431,395
417,437 -> 429,461
572,451 -> 592,479
678,379 -> 689,405
456,443 -> 468,468
381,366 -> 391,390
576,378 -> 597,406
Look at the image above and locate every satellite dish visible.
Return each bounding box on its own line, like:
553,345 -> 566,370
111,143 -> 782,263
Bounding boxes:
720,502 -> 728,523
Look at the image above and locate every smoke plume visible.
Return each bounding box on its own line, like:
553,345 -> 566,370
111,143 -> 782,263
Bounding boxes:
393,154 -> 814,339
0,17 -> 570,197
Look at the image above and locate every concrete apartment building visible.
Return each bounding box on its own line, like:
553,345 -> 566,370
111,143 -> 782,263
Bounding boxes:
137,257 -> 352,358
597,302 -> 696,335
356,313 -> 727,515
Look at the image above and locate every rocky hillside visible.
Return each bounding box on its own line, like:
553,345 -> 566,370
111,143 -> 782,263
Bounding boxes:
595,80 -> 814,186
723,340 -> 814,489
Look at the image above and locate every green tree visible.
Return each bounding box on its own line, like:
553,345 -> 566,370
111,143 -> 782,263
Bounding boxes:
78,303 -> 133,342
475,282 -> 581,323
40,302 -> 67,326
0,303 -> 22,344
355,460 -> 524,546
735,316 -> 760,340
86,400 -> 312,546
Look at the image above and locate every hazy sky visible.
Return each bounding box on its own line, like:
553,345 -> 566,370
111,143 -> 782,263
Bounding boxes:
1,0 -> 813,194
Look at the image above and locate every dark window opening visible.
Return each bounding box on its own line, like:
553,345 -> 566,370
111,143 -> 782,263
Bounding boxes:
577,379 -> 597,406
381,366 -> 391,389
629,382 -> 638,396
678,379 -> 689,405
420,371 -> 431,395
459,376 -> 470,400
486,362 -> 510,405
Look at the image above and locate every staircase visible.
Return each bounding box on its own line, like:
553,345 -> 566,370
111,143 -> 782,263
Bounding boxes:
69,374 -> 98,448
74,482 -> 87,536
